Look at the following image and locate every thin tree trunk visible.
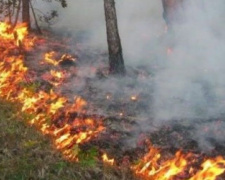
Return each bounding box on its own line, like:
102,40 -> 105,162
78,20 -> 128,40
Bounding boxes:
30,0 -> 42,34
104,0 -> 125,75
22,0 -> 30,30
12,0 -> 16,17
7,0 -> 12,24
162,0 -> 185,27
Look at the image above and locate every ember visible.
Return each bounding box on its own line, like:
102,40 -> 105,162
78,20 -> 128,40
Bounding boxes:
131,95 -> 138,101
102,153 -> 115,165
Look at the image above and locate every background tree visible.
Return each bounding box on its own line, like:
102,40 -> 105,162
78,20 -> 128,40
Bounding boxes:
0,0 -> 67,31
22,0 -> 30,29
162,0 -> 185,28
104,0 -> 125,75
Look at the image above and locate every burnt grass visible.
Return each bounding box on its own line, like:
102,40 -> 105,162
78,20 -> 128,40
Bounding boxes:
2,32 -> 225,179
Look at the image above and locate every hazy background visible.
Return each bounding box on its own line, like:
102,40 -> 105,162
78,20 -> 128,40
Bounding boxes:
36,0 -> 164,65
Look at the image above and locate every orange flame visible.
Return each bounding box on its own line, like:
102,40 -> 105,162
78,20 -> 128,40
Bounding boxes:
0,21 -> 104,161
42,51 -> 76,66
133,146 -> 189,180
133,145 -> 225,180
190,156 -> 225,180
102,153 -> 115,165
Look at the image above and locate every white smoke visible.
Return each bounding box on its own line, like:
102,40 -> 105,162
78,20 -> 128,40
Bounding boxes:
35,0 -> 225,149
153,0 -> 225,121
37,0 -> 164,65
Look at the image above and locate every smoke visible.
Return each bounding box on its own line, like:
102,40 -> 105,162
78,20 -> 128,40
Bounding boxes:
38,0 -> 164,65
36,0 -> 225,150
151,0 -> 225,150
153,0 -> 225,121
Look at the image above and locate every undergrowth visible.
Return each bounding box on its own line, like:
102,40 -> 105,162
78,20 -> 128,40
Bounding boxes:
0,99 -> 109,180
0,98 -> 136,180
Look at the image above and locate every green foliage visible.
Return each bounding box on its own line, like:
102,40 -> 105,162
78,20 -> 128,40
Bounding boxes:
19,81 -> 41,94
0,99 -> 90,180
21,112 -> 36,122
78,147 -> 98,167
72,144 -> 81,157
42,0 -> 67,8
53,161 -> 68,172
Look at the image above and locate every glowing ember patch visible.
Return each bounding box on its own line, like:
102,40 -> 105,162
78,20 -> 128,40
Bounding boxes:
130,95 -> 138,101
106,93 -> 112,100
119,112 -> 123,116
42,51 -> 76,66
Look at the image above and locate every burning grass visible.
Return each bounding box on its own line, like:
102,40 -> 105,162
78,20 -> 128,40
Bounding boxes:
0,99 -> 130,180
0,99 -> 81,180
0,21 -> 105,162
133,144 -> 225,180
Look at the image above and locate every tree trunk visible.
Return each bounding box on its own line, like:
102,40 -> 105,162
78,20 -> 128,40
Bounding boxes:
162,0 -> 185,27
30,0 -> 42,34
104,0 -> 125,75
22,0 -> 30,30
13,0 -> 22,28
7,0 -> 12,24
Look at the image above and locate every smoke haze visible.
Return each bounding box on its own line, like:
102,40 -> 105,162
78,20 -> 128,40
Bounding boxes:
36,0 -> 225,149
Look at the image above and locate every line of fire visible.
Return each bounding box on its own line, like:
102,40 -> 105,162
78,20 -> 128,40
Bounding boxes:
0,0 -> 225,179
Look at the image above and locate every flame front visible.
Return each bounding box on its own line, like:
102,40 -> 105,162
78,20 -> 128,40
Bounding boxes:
190,156 -> 225,180
133,145 -> 225,180
0,21 -> 104,161
133,146 -> 189,180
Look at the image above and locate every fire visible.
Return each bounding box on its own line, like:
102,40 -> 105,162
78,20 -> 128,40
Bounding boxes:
0,21 -> 28,47
133,146 -> 189,180
46,70 -> 67,87
131,95 -> 138,101
190,156 -> 225,180
133,145 -> 225,180
102,153 -> 115,165
43,51 -> 58,66
42,51 -> 76,66
0,21 -> 104,161
1,21 -> 225,179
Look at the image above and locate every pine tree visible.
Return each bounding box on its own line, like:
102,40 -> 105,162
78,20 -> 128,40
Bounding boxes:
22,0 -> 30,30
104,0 -> 125,75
